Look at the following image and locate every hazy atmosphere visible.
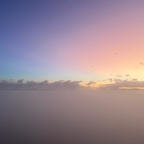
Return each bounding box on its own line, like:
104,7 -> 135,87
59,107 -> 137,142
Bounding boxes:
1,0 -> 144,144
1,89 -> 144,144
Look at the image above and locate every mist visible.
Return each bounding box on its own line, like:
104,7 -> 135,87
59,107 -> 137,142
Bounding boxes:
1,89 -> 144,144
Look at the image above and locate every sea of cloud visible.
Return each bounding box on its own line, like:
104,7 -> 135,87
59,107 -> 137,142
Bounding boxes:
0,85 -> 144,144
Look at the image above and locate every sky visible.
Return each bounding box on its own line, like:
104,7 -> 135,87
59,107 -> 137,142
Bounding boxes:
1,0 -> 144,81
1,1 -> 144,143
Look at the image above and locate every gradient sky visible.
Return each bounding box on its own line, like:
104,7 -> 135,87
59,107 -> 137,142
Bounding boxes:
1,0 -> 144,81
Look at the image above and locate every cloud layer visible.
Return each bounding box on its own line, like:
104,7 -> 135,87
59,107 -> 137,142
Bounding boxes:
100,79 -> 144,90
0,80 -> 82,90
1,79 -> 144,90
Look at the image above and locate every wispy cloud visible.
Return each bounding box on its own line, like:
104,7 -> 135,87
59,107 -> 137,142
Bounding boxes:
99,79 -> 144,90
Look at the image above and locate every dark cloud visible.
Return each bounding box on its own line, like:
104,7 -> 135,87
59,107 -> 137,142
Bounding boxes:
0,80 -> 82,90
87,81 -> 96,86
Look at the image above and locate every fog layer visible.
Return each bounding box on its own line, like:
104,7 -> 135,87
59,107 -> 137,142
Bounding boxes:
0,89 -> 144,144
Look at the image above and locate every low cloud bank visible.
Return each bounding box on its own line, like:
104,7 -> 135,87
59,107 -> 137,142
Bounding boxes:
100,79 -> 144,90
1,79 -> 144,90
0,80 -> 82,90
